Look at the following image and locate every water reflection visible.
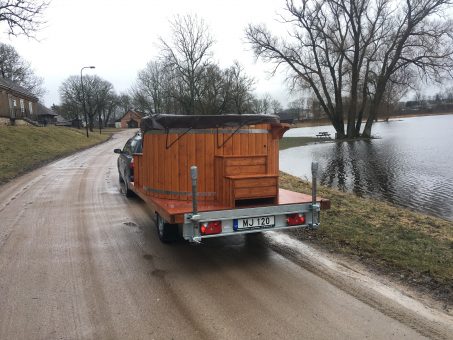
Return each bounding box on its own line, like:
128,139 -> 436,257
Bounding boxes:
280,115 -> 453,221
316,141 -> 396,202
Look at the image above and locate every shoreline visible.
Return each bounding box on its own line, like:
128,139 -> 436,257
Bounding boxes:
293,111 -> 453,128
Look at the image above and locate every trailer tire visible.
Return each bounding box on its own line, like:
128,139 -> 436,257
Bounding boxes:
156,214 -> 178,243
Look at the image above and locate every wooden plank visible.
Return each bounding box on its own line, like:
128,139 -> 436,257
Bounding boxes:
215,154 -> 267,158
224,164 -> 266,176
178,133 -> 188,201
152,135 -> 159,197
215,130 -> 223,156
157,134 -> 166,198
205,133 -> 215,201
224,129 -> 233,156
233,177 -> 277,188
248,131 -> 256,155
267,133 -> 273,174
187,132 -> 196,200
232,132 -> 241,156
225,156 -> 266,166
214,157 -> 221,202
170,134 -> 179,200
234,186 -> 278,199
195,133 -> 205,200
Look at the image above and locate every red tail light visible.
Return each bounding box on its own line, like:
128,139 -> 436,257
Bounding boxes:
200,221 -> 222,235
286,213 -> 305,226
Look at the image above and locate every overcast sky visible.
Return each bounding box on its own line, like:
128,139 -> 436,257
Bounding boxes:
1,0 -> 300,108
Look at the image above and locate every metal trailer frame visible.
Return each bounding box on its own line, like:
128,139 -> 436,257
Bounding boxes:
183,202 -> 320,243
180,162 -> 321,243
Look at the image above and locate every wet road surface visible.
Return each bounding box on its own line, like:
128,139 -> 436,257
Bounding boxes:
0,131 -> 437,339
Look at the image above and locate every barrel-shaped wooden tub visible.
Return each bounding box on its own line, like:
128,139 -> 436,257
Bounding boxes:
133,114 -> 289,208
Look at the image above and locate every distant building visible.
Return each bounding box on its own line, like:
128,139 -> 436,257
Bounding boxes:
35,102 -> 58,125
276,108 -> 299,124
0,77 -> 38,124
117,109 -> 144,128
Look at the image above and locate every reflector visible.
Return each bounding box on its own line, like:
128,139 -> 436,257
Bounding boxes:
200,221 -> 222,235
286,213 -> 305,226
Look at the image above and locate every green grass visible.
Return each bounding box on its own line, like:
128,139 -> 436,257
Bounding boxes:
0,126 -> 112,183
279,172 -> 453,298
279,136 -> 331,150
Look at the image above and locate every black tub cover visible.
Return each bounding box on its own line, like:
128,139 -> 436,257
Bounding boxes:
140,114 -> 280,131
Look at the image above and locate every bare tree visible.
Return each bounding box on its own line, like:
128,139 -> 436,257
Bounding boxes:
0,0 -> 48,37
59,75 -> 116,131
271,99 -> 282,113
159,14 -> 214,114
117,92 -> 132,114
134,61 -> 168,113
246,0 -> 453,138
0,42 -> 45,97
227,61 -> 255,113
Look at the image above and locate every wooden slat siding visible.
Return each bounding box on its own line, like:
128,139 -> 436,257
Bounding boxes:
215,130 -> 223,156
232,130 -> 241,156
194,133 -> 204,200
139,125 -> 281,206
267,133 -> 273,175
226,178 -> 233,206
144,135 -> 150,196
272,136 -> 279,174
214,157 -> 220,202
205,133 -> 215,201
272,134 -> 278,173
187,132 -> 197,199
178,133 -> 188,201
241,132 -> 249,156
153,134 -> 160,199
170,134 -> 179,200
158,134 -> 166,199
152,134 -> 158,197
224,129 -> 233,156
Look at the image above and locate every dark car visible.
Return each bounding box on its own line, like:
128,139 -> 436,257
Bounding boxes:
114,133 -> 142,197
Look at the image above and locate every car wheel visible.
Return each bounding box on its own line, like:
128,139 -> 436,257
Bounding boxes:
120,175 -> 134,197
156,214 -> 178,243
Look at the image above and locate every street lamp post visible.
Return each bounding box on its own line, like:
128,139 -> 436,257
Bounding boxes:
80,66 -> 95,138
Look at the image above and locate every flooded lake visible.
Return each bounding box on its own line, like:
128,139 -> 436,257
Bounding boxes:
280,114 -> 453,221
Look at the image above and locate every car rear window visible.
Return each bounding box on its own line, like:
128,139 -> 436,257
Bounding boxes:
131,138 -> 142,153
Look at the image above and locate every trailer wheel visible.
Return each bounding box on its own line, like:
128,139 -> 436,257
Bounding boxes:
156,214 -> 178,243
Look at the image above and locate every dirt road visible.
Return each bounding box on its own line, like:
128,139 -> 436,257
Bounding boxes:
0,130 -> 449,339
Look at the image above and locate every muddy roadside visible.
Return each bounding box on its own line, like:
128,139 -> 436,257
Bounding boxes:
279,171 -> 453,315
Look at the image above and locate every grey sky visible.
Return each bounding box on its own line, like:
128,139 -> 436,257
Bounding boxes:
2,0 -> 299,108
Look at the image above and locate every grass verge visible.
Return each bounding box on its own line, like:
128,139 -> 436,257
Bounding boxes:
279,171 -> 453,305
0,126 -> 114,184
279,136 -> 331,150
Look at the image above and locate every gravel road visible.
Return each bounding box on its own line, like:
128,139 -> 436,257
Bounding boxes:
0,130 -> 445,339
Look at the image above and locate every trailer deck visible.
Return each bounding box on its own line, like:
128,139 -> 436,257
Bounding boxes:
132,183 -> 329,225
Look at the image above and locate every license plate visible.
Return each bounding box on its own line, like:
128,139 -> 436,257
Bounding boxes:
234,216 -> 275,231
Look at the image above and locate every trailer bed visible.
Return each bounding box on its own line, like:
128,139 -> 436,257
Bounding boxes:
131,183 -> 329,224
